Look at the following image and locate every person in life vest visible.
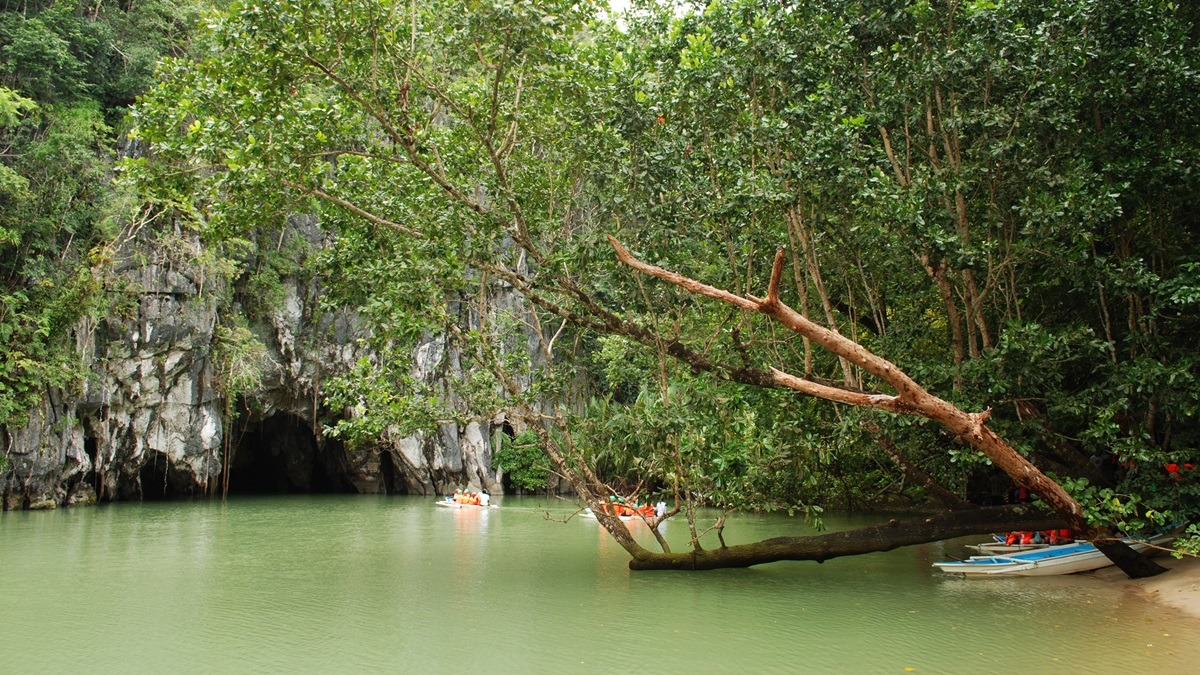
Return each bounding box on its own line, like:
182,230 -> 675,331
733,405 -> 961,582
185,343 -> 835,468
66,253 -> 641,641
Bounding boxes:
1046,529 -> 1072,545
1165,462 -> 1195,481
1005,531 -> 1020,546
1018,531 -> 1035,545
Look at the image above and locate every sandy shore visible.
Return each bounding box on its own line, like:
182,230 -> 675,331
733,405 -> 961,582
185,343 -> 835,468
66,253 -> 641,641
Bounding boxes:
1094,554 -> 1200,619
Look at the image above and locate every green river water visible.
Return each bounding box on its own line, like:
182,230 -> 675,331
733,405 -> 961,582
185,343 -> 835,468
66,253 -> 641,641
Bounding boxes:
2,495 -> 1197,673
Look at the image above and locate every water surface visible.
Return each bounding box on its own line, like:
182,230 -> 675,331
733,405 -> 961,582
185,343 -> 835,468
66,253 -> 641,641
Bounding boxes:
2,495 -> 1195,673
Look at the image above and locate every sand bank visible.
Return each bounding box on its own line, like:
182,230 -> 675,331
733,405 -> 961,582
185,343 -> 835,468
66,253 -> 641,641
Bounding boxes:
1095,554 -> 1200,620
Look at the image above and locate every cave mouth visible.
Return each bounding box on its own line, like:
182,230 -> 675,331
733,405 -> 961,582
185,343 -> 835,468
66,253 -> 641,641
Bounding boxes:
138,449 -> 197,501
226,412 -> 354,495
498,421 -> 520,495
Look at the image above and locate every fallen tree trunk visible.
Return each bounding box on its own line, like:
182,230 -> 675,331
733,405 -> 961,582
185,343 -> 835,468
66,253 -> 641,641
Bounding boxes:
628,504 -> 1063,570
610,238 -> 1167,578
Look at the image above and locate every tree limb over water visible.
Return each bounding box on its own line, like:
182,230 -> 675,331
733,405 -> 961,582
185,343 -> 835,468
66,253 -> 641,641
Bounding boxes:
610,238 -> 1167,578
628,504 -> 1063,570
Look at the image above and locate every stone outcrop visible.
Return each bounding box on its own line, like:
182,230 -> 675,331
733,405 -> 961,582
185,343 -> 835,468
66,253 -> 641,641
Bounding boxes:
0,219 -> 513,509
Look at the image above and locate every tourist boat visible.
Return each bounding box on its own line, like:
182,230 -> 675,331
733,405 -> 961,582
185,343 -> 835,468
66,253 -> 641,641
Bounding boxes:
964,530 -> 1080,555
581,501 -> 667,522
964,541 -> 1048,555
934,532 -> 1177,577
435,497 -> 496,509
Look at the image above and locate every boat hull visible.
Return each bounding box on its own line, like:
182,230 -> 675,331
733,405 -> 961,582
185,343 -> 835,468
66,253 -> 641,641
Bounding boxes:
435,499 -> 496,509
964,543 -> 1049,555
581,508 -> 646,522
935,533 -> 1175,577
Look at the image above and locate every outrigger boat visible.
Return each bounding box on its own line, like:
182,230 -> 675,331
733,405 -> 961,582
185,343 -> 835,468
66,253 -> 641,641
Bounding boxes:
435,491 -> 496,509
964,529 -> 1077,555
965,541 -> 1049,555
581,501 -> 668,522
435,498 -> 496,509
934,531 -> 1177,577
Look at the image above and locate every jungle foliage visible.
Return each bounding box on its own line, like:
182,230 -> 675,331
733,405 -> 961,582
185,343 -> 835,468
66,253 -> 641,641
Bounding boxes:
0,0 -> 206,427
107,0 -> 1200,555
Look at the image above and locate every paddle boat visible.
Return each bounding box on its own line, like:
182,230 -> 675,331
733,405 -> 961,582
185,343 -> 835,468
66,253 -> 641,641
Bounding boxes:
934,531 -> 1177,577
582,499 -> 667,522
965,541 -> 1048,555
964,529 -> 1075,555
435,490 -> 496,509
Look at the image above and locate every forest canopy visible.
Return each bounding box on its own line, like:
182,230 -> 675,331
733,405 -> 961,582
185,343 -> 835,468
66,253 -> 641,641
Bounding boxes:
0,0 -> 206,429
5,0 -> 1199,564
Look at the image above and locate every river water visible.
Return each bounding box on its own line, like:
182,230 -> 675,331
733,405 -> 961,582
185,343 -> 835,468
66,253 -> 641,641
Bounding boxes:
2,495 -> 1197,673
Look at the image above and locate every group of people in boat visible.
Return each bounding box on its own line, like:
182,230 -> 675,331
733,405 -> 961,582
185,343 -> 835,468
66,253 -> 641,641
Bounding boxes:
449,489 -> 490,507
598,495 -> 665,519
1003,529 -> 1074,546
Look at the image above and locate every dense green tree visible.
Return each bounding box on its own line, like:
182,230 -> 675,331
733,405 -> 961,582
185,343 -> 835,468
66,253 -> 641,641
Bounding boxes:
127,0 -> 1200,571
0,1 -> 206,427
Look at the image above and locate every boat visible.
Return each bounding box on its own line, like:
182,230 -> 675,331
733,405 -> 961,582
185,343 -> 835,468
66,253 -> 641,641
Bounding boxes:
435,497 -> 496,509
581,501 -> 667,522
581,508 -> 646,522
934,532 -> 1177,577
964,542 -> 1049,555
964,529 -> 1078,555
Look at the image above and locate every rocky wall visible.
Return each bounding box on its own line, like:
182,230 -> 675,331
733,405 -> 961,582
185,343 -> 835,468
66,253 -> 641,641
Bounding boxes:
0,219 -> 516,509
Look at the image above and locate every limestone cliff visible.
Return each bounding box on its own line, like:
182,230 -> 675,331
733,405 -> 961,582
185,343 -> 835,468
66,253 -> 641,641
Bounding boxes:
0,220 -> 510,509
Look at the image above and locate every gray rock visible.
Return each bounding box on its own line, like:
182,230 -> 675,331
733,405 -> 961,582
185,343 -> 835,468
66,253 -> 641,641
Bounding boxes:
1,219 -> 540,509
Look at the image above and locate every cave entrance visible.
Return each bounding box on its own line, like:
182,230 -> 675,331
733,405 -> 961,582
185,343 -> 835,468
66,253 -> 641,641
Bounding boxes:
497,421 -> 520,495
379,449 -> 400,495
138,449 -> 194,500
226,412 -> 353,495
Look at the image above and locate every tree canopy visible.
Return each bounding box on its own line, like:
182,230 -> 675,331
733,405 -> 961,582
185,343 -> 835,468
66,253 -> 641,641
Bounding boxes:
118,0 -> 1200,567
0,0 -> 206,430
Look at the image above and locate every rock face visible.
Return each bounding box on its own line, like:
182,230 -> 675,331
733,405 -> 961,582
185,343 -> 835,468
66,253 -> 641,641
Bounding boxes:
0,220 -> 512,509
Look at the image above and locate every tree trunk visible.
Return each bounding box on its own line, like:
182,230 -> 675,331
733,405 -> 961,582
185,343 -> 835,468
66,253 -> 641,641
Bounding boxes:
627,504 -> 1063,570
1094,540 -> 1169,579
610,239 -> 1168,577
867,423 -> 968,509
918,252 -> 966,368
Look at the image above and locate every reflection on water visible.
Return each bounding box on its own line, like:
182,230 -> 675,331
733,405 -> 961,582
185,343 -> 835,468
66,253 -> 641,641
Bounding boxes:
2,496 -> 1197,673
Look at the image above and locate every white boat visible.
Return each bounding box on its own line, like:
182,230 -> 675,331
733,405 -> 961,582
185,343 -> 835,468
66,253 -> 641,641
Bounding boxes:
964,542 -> 1049,555
934,532 -> 1176,577
434,498 -> 496,509
581,501 -> 667,522
581,508 -> 647,522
